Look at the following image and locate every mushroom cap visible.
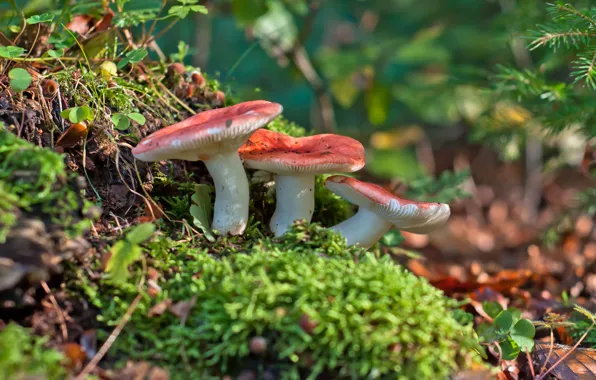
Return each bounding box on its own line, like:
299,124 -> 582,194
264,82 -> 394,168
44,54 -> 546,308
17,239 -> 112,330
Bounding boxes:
325,175 -> 450,234
132,100 -> 283,162
238,129 -> 365,175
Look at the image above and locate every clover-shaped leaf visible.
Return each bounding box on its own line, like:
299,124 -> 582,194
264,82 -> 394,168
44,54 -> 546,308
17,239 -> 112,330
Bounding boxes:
26,13 -> 55,24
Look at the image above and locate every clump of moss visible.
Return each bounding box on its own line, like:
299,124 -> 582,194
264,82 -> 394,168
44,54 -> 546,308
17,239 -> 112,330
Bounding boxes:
0,323 -> 66,380
265,116 -> 308,137
77,224 -> 479,379
0,126 -> 90,242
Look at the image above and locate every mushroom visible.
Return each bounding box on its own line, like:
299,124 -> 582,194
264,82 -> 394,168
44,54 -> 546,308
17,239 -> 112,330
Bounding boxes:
238,129 -> 365,236
325,175 -> 450,249
132,100 -> 283,235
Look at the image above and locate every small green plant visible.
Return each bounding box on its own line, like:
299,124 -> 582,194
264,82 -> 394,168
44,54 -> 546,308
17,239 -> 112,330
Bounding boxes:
111,112 -> 147,131
0,323 -> 66,380
7,68 -> 32,92
189,184 -> 215,241
105,223 -> 156,284
60,106 -> 95,124
476,302 -> 536,360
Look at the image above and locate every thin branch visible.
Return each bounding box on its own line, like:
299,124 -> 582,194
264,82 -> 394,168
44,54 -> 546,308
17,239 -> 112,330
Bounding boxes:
74,293 -> 143,380
40,281 -> 68,342
556,4 -> 596,27
530,31 -> 596,49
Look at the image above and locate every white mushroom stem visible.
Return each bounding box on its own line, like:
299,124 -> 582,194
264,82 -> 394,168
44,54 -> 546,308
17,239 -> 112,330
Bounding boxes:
329,207 -> 392,249
270,174 -> 315,236
203,152 -> 249,235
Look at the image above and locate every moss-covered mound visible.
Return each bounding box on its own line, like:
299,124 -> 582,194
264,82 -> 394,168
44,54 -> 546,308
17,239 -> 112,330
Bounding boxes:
0,323 -> 66,380
0,126 -> 90,242
78,223 -> 478,379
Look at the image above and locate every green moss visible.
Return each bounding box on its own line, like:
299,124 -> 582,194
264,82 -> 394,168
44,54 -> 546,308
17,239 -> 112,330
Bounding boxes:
0,126 -> 90,242
265,116 -> 309,137
75,223 -> 479,379
0,323 -> 66,380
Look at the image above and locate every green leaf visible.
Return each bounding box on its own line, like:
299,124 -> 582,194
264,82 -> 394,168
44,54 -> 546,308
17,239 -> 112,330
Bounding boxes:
509,308 -> 522,325
169,3 -> 208,19
190,184 -> 215,241
476,322 -> 496,342
365,83 -> 391,126
8,68 -> 32,92
26,13 -> 55,24
511,319 -> 536,352
494,310 -> 514,333
381,230 -> 404,247
117,48 -> 147,68
105,240 -> 142,284
0,46 -> 26,59
44,49 -> 64,58
61,106 -> 94,123
111,113 -> 130,131
482,302 -> 503,319
499,339 -> 521,360
232,0 -> 268,25
125,223 -> 156,245
126,48 -> 148,63
127,113 -> 146,125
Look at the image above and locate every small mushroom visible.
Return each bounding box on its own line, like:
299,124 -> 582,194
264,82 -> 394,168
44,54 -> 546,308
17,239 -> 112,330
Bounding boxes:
132,100 -> 283,235
239,129 -> 365,236
325,175 -> 450,249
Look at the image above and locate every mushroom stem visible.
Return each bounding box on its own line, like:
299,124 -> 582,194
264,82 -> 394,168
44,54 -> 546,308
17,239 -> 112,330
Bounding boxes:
270,174 -> 315,236
329,207 -> 393,249
203,152 -> 249,235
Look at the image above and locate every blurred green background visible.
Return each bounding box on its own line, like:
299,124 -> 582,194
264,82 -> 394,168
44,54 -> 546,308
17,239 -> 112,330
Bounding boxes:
5,0 -> 593,182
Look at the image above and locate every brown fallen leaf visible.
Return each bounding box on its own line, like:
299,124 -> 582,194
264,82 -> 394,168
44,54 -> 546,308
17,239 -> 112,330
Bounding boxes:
61,342 -> 87,371
168,296 -> 196,324
56,122 -> 88,149
534,343 -> 596,379
66,15 -> 94,35
148,299 -> 171,318
94,9 -> 114,32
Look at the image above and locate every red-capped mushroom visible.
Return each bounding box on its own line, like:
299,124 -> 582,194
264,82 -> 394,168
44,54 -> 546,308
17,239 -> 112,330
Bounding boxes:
239,129 -> 365,236
325,175 -> 450,249
132,100 -> 283,235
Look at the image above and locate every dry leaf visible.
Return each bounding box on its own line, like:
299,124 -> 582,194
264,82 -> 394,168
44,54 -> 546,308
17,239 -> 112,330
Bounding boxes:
148,299 -> 171,318
61,342 -> 87,370
534,343 -> 596,379
168,296 -> 196,324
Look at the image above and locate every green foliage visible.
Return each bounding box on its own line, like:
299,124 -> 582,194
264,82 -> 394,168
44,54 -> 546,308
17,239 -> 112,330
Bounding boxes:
0,323 -> 66,380
7,68 -> 32,92
106,223 -> 156,284
190,184 -> 215,241
60,106 -> 95,124
117,48 -> 148,69
76,223 -> 479,379
168,0 -> 208,19
0,45 -> 25,58
0,127 -> 88,242
476,303 -> 536,360
264,116 -> 308,137
25,13 -> 54,24
111,112 -> 146,131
